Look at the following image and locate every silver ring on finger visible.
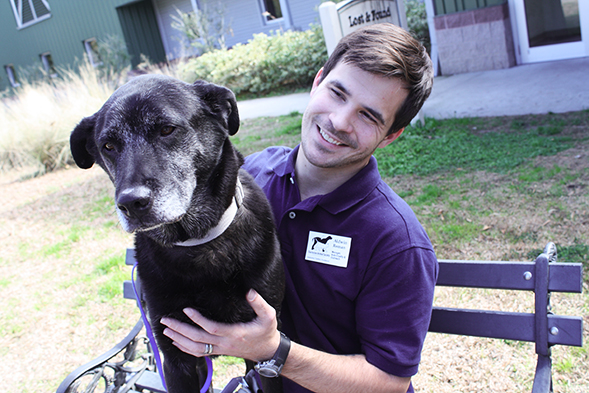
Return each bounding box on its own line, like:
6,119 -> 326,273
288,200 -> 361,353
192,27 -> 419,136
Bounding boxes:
204,343 -> 213,355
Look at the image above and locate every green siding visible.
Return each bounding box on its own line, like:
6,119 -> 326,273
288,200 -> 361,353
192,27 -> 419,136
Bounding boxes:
433,0 -> 506,16
0,0 -> 130,90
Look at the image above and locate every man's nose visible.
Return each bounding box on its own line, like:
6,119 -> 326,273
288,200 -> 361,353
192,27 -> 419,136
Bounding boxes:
329,105 -> 355,133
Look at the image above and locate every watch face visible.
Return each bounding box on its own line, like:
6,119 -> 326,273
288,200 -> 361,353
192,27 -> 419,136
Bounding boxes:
257,367 -> 279,378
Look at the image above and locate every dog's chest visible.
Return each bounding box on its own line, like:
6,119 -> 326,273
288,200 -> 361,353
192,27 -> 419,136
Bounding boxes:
136,244 -> 256,323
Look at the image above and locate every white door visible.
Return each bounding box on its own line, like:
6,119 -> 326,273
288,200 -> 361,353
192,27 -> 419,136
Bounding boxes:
512,0 -> 589,63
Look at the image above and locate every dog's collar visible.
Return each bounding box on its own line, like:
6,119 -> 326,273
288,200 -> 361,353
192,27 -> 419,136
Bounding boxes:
174,178 -> 244,247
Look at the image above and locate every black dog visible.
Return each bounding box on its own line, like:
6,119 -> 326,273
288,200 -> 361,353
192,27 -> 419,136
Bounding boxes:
70,74 -> 284,393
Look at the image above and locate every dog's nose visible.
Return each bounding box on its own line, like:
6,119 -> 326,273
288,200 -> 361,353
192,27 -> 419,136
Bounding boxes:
117,187 -> 152,219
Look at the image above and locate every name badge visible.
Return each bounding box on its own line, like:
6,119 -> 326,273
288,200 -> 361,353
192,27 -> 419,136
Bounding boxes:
305,231 -> 352,268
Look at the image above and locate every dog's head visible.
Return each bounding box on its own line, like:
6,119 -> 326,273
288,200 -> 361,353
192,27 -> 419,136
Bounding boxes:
70,75 -> 240,242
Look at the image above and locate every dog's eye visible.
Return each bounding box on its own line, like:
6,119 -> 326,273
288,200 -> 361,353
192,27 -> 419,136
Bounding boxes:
103,142 -> 115,151
160,126 -> 175,136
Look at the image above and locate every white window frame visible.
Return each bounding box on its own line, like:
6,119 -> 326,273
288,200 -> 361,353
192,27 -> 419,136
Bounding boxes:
258,0 -> 284,24
40,52 -> 57,78
83,38 -> 103,68
5,65 -> 20,88
510,0 -> 589,64
10,0 -> 51,30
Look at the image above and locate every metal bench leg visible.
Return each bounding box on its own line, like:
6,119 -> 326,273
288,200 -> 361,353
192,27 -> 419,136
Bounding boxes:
56,319 -> 148,393
531,354 -> 552,393
532,247 -> 553,393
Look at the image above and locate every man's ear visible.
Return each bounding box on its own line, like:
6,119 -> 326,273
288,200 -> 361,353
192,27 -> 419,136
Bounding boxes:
70,115 -> 98,169
378,128 -> 404,149
310,68 -> 324,96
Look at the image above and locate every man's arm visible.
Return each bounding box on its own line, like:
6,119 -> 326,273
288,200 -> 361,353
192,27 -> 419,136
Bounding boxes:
161,289 -> 411,393
282,342 -> 411,393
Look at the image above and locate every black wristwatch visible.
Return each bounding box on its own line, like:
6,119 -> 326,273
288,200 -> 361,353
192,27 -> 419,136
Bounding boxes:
255,332 -> 291,378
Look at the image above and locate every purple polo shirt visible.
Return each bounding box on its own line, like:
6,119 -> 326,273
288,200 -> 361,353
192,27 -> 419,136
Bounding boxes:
243,146 -> 438,393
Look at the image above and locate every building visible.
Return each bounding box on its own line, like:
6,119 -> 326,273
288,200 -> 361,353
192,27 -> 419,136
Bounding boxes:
425,0 -> 589,75
1,0 -> 322,90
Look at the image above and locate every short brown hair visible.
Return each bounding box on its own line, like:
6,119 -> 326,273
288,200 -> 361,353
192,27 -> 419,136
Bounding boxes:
320,23 -> 433,134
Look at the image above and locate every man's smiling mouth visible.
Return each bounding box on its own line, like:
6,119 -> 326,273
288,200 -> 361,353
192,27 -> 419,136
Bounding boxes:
319,127 -> 344,146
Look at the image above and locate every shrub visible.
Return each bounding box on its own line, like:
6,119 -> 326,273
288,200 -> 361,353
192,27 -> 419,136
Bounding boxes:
405,0 -> 431,54
179,25 -> 328,97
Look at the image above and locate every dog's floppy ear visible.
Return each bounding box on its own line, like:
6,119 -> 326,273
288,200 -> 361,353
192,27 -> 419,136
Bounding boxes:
70,115 -> 98,169
194,80 -> 240,136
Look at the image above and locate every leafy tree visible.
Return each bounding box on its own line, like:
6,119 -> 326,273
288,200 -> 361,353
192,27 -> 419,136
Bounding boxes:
171,2 -> 233,55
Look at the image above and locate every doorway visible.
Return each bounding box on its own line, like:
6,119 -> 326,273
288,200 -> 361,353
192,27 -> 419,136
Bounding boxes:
117,0 -> 167,67
512,0 -> 589,63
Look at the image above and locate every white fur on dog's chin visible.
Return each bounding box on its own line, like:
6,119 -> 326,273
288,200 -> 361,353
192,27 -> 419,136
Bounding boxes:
116,208 -> 184,233
116,176 -> 196,233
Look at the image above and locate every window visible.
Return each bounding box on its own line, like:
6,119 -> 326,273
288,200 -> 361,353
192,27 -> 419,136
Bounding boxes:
40,52 -> 57,78
260,0 -> 283,22
5,65 -> 20,87
83,38 -> 103,67
10,0 -> 51,30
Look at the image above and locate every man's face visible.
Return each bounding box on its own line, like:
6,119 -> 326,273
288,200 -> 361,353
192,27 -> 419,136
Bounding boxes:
300,62 -> 409,171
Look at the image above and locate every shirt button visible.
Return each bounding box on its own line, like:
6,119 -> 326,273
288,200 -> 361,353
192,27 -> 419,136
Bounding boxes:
289,212 -> 296,219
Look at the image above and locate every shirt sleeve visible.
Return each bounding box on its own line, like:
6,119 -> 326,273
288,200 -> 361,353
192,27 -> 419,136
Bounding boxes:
243,146 -> 291,178
356,246 -> 438,377
242,150 -> 263,176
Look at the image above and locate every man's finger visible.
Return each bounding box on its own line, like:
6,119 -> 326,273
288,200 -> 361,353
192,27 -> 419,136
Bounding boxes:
246,289 -> 276,324
165,329 -> 212,357
182,308 -> 227,336
161,317 -> 212,344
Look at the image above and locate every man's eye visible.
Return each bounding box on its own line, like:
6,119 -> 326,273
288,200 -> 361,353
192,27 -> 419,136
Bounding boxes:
331,88 -> 344,99
161,126 -> 175,136
360,112 -> 376,123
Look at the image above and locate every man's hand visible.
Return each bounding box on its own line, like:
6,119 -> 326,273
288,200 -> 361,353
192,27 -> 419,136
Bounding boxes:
160,289 -> 281,362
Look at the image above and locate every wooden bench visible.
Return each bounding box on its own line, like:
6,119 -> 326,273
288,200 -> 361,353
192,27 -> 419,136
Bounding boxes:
56,243 -> 583,393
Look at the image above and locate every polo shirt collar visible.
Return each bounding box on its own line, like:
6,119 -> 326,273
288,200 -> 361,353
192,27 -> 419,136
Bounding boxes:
273,145 -> 382,215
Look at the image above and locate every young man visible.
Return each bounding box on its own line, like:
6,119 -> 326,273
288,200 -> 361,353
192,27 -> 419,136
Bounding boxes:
161,23 -> 438,393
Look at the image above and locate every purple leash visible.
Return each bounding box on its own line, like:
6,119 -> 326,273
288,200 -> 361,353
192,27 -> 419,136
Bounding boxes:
132,263 -> 213,393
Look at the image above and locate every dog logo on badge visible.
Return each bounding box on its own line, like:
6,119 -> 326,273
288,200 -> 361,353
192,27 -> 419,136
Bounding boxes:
311,235 -> 333,252
305,231 -> 352,268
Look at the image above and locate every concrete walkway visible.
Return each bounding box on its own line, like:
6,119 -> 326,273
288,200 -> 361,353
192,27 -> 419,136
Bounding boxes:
422,56 -> 589,119
237,57 -> 589,120
237,92 -> 312,119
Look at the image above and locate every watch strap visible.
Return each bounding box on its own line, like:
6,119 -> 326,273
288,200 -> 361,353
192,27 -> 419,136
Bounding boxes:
273,332 -> 291,366
255,332 -> 291,377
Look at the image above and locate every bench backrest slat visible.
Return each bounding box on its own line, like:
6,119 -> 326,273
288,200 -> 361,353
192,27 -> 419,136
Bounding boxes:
545,315 -> 585,347
123,279 -> 139,301
429,308 -> 583,346
430,308 -> 535,341
436,260 -> 582,293
125,248 -> 137,266
548,262 -> 584,292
